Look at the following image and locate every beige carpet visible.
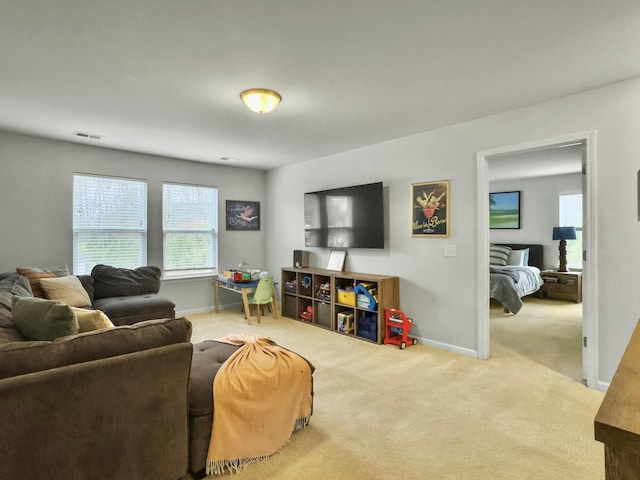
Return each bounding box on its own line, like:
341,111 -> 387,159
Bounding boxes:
188,298 -> 604,480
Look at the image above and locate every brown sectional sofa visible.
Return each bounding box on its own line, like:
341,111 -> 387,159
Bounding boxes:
0,270 -> 314,479
0,309 -> 194,480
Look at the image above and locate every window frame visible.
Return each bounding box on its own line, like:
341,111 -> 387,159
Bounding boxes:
73,173 -> 147,275
162,182 -> 218,280
559,192 -> 583,270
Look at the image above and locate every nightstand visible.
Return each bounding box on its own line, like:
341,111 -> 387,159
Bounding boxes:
539,271 -> 582,303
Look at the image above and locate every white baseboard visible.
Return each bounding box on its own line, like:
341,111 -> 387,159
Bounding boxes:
175,306 -> 215,317
176,302 -> 244,317
416,336 -> 480,359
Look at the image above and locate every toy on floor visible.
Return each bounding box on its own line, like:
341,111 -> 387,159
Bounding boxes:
383,308 -> 418,350
300,305 -> 313,322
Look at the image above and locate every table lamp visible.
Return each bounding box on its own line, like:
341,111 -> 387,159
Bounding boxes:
552,226 -> 577,272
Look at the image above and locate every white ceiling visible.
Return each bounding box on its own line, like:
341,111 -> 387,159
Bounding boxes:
1,1 -> 640,171
488,143 -> 583,182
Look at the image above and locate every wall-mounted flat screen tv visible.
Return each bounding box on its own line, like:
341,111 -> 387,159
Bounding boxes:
304,181 -> 384,249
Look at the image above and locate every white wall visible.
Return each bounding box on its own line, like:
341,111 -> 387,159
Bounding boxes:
265,77 -> 640,384
490,173 -> 582,270
0,131 -> 267,315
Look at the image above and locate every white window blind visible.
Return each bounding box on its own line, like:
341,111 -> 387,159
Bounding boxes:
162,183 -> 218,279
73,174 -> 147,274
559,193 -> 583,269
559,193 -> 583,229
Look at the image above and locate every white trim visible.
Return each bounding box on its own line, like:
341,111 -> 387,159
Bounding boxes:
416,336 -> 480,358
476,131 -> 599,389
175,306 -> 216,317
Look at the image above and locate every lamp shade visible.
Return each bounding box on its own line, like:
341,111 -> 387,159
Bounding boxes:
240,88 -> 281,113
552,226 -> 577,241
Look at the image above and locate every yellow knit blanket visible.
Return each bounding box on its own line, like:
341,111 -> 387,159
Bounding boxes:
206,333 -> 314,475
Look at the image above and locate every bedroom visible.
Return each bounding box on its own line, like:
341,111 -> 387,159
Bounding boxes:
487,144 -> 584,383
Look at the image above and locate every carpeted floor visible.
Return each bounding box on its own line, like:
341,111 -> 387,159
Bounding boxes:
188,297 -> 604,480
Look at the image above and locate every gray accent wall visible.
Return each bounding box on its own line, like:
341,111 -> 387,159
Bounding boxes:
0,131 -> 266,314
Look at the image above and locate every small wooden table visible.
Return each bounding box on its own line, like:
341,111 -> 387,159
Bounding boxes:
214,276 -> 278,324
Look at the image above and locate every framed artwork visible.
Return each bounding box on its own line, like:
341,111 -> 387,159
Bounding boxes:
489,191 -> 521,229
326,249 -> 347,271
411,180 -> 450,237
226,200 -> 260,231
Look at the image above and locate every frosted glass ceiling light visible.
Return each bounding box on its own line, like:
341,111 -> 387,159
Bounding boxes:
240,88 -> 281,113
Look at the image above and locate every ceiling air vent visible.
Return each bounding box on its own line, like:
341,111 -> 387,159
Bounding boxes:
73,131 -> 103,140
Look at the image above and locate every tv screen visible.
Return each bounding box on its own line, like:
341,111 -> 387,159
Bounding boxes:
304,182 -> 384,249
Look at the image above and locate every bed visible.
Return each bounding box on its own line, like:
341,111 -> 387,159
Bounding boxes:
490,243 -> 544,314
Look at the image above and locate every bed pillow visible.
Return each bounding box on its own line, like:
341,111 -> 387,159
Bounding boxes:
40,275 -> 92,308
490,245 -> 511,266
11,296 -> 79,341
507,249 -> 528,266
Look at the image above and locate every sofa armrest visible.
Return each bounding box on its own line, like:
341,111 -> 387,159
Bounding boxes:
0,342 -> 192,480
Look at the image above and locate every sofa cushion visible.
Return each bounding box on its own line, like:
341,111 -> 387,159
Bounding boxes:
72,307 -> 115,333
40,275 -> 92,307
0,273 -> 33,298
189,340 -> 241,416
91,265 -> 162,299
11,296 -> 79,341
0,316 -> 192,380
92,294 -> 175,326
16,266 -> 70,298
77,275 -> 95,304
0,296 -> 24,344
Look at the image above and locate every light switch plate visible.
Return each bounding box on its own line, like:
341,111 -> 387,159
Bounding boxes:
444,244 -> 457,257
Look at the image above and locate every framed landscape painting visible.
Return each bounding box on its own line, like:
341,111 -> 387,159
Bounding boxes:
489,191 -> 521,229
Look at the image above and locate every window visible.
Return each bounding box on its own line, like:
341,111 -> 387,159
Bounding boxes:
559,193 -> 583,269
162,183 -> 218,279
73,174 -> 147,275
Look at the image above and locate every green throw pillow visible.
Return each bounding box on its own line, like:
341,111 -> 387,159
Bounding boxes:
11,296 -> 79,341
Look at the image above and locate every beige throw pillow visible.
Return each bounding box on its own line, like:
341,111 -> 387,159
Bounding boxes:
40,275 -> 92,307
71,308 -> 115,333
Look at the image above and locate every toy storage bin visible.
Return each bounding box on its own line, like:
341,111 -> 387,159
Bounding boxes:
284,280 -> 297,293
357,311 -> 378,342
315,302 -> 331,328
282,295 -> 297,318
336,289 -> 356,306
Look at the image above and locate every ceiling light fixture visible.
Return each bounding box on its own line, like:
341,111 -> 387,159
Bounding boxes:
240,88 -> 281,114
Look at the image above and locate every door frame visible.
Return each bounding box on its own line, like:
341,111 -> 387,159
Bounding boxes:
476,131 -> 598,388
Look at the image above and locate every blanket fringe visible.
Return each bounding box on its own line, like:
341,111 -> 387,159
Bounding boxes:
207,455 -> 270,476
293,415 -> 311,433
207,416 -> 312,475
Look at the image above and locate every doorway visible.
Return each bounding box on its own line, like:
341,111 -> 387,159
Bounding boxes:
476,132 -> 597,388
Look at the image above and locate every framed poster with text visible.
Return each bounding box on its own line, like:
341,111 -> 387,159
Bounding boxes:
411,180 -> 450,238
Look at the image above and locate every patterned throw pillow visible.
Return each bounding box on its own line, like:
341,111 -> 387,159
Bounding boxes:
489,245 -> 512,266
16,266 -> 70,298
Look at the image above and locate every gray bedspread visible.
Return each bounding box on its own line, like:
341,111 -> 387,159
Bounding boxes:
490,266 -> 543,314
